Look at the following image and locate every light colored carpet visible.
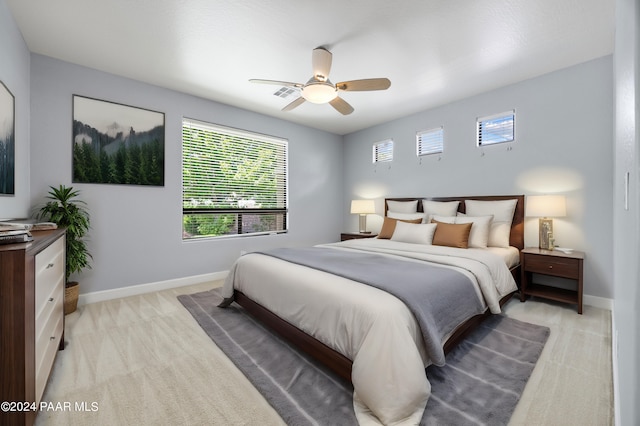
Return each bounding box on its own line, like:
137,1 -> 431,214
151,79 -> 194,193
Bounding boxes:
35,280 -> 613,426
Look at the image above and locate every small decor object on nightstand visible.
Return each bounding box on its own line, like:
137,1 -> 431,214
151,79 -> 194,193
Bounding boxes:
526,195 -> 566,250
520,247 -> 584,314
350,199 -> 375,233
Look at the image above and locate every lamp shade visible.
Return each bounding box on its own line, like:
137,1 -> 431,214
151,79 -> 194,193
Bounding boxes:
350,199 -> 375,215
526,195 -> 566,217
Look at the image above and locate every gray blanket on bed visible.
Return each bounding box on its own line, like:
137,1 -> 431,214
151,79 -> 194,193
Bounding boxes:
255,247 -> 485,366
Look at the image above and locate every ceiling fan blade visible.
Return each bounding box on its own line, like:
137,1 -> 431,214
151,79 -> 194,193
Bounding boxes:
282,96 -> 305,112
312,47 -> 332,81
336,78 -> 391,91
250,79 -> 303,88
329,96 -> 354,115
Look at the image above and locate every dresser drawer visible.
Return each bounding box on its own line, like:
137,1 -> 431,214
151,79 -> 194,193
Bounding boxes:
525,254 -> 580,279
35,311 -> 63,404
35,236 -> 65,316
35,276 -> 63,345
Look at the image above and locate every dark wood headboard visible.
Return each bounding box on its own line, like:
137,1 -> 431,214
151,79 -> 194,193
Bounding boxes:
385,195 -> 525,250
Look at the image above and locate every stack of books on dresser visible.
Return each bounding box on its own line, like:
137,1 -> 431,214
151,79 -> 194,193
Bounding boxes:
0,225 -> 33,245
0,221 -> 57,245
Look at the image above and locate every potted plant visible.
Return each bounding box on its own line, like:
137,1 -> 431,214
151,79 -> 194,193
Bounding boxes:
36,185 -> 92,314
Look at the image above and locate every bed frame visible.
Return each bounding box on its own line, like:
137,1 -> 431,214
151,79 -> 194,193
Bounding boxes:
234,194 -> 525,382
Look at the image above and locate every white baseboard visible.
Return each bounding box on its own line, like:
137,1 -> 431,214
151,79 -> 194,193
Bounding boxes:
78,271 -> 229,306
611,306 -> 620,426
77,271 -> 614,311
584,294 -> 613,311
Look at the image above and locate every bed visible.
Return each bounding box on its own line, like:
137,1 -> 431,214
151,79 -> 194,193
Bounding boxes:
220,195 -> 524,425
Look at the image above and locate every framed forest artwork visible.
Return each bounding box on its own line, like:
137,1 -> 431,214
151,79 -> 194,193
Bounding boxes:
72,95 -> 165,186
0,81 -> 15,195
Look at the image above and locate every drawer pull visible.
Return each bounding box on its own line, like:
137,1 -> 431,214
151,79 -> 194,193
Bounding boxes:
46,263 -> 55,269
548,265 -> 553,269
50,336 -> 56,341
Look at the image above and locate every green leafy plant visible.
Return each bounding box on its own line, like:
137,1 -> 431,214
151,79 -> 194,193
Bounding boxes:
36,185 -> 92,284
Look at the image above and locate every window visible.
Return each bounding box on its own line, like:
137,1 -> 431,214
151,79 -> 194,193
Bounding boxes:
182,118 -> 288,239
372,139 -> 394,163
477,110 -> 515,146
416,127 -> 444,156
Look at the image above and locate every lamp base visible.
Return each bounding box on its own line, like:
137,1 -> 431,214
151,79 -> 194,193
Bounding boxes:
358,215 -> 368,234
538,218 -> 554,250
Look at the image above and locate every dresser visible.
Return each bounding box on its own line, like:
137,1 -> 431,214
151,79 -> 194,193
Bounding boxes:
0,228 -> 66,426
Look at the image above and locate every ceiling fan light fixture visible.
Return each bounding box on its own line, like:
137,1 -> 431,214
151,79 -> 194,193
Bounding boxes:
301,81 -> 337,104
250,47 -> 390,114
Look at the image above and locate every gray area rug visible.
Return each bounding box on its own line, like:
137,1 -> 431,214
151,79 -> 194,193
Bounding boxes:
178,289 -> 550,426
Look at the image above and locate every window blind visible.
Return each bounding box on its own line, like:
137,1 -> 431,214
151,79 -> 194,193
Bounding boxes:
182,118 -> 288,239
416,127 -> 444,156
373,139 -> 394,163
477,111 -> 515,146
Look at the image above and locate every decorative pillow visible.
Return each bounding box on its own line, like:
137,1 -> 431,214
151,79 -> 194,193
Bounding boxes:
453,215 -> 493,248
378,217 -> 423,239
387,200 -> 419,213
429,215 -> 456,224
465,199 -> 517,248
391,222 -> 437,245
387,211 -> 425,222
431,221 -> 473,248
422,200 -> 460,222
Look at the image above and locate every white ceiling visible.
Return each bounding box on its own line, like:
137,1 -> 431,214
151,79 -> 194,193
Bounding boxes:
6,0 -> 614,135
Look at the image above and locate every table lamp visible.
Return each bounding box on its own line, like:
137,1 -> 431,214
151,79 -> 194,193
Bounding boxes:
350,199 -> 375,233
525,195 -> 566,250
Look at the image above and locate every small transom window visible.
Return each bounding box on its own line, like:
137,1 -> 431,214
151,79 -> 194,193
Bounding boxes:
477,110 -> 515,146
416,127 -> 444,156
372,139 -> 394,163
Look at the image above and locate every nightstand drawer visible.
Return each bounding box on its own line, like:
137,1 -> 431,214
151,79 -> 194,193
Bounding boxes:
525,254 -> 580,278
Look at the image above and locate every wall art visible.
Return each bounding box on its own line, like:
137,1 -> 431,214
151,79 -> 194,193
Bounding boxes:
0,81 -> 15,195
72,95 -> 165,186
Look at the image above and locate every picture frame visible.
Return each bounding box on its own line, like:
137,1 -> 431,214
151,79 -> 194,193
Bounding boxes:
72,95 -> 165,186
0,81 -> 15,195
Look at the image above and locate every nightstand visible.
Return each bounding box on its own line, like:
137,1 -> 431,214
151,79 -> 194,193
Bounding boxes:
520,247 -> 585,314
340,232 -> 378,241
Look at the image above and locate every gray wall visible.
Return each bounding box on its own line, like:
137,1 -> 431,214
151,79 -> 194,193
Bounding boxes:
613,0 -> 639,424
342,57 -> 614,300
29,54 -> 343,294
0,0 -> 30,218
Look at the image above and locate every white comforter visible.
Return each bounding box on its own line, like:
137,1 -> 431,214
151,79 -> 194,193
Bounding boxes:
222,238 -> 517,425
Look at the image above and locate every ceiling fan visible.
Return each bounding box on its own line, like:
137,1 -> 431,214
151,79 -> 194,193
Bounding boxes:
250,47 -> 391,115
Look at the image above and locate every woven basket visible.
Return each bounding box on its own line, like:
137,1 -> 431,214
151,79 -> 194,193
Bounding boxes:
64,282 -> 79,315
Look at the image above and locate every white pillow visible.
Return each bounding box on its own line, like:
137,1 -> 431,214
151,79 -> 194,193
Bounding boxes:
387,200 -> 419,213
465,199 -> 517,248
422,200 -> 460,222
391,222 -> 437,245
453,215 -> 493,248
387,211 -> 425,222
